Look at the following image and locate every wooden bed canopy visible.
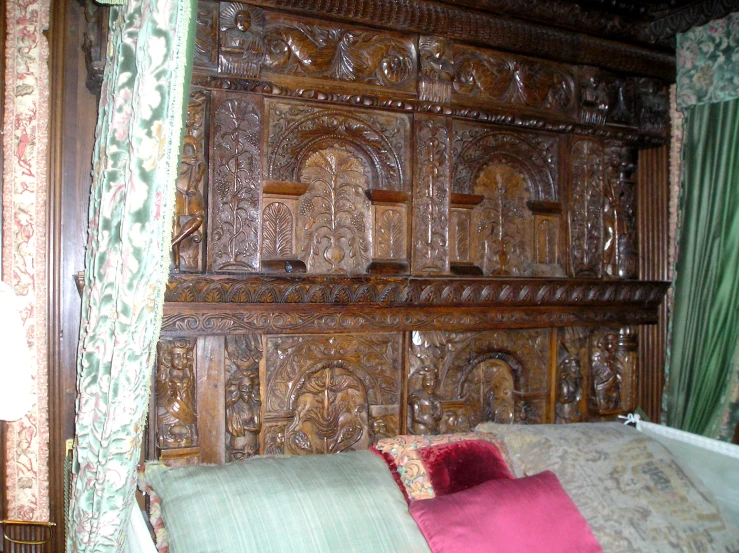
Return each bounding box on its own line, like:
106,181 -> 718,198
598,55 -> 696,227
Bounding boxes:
77,0 -> 680,467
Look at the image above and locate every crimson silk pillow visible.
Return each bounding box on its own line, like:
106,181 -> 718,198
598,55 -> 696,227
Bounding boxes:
419,439 -> 513,496
409,471 -> 604,553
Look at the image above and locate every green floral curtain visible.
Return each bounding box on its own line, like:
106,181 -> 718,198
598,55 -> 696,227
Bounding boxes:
67,0 -> 196,551
665,13 -> 739,439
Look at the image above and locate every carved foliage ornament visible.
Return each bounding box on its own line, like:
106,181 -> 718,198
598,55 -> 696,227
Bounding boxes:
268,102 -> 409,192
570,139 -> 604,277
262,202 -> 294,260
210,95 -> 262,272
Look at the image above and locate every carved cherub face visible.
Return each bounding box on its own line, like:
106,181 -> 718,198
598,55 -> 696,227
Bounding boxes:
171,346 -> 189,373
234,11 -> 251,33
421,368 -> 437,393
238,374 -> 254,399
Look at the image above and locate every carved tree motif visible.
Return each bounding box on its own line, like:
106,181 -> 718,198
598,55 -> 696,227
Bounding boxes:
453,48 -> 574,112
263,21 -> 416,90
419,36 -> 453,103
570,139 -> 604,277
298,147 -> 372,274
286,364 -> 370,455
225,335 -> 263,460
210,96 -> 262,272
413,117 -> 450,273
450,210 -> 470,263
156,339 -> 198,449
262,202 -> 294,259
267,102 -> 409,192
556,327 -> 588,424
376,209 -> 405,260
474,163 -> 531,276
219,3 -> 265,78
172,91 -> 208,273
589,331 -> 621,413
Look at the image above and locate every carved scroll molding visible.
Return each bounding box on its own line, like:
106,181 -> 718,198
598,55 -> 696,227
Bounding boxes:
264,334 -> 401,453
172,91 -> 208,273
412,116 -> 450,274
569,138 -> 604,278
161,303 -> 660,335
225,335 -> 263,460
452,45 -> 576,115
208,93 -> 263,272
156,339 -> 199,453
267,100 -> 410,191
409,329 -> 550,430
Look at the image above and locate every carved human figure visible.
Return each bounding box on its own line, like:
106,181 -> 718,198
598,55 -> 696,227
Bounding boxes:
171,136 -> 206,271
556,357 -> 583,423
225,369 -> 262,458
219,5 -> 264,78
408,367 -> 443,434
156,341 -> 197,448
591,336 -> 621,411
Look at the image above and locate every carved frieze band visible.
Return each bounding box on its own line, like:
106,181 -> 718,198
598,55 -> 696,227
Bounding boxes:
160,304 -> 660,335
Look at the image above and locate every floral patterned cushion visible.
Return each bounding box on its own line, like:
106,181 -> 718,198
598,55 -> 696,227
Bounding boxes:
372,432 -> 511,501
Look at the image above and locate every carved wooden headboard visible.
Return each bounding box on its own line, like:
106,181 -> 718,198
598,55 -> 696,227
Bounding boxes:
147,0 -> 671,467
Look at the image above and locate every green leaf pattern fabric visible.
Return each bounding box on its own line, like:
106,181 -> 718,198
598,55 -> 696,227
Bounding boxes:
676,13 -> 739,109
67,0 -> 196,551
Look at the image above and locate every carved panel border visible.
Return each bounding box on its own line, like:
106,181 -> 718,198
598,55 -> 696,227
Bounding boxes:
160,304 -> 660,335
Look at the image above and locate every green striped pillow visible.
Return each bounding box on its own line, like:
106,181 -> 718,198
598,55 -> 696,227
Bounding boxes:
143,450 -> 430,553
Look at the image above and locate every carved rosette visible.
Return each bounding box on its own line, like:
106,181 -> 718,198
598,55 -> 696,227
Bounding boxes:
265,334 -> 400,450
225,335 -> 263,460
569,139 -> 604,277
297,147 -> 372,273
209,95 -> 263,272
418,36 -> 453,104
267,101 -> 410,192
172,91 -> 208,273
219,3 -> 265,78
452,45 -> 575,114
413,116 -> 450,274
604,142 -> 638,279
156,339 -> 198,450
262,18 -> 416,91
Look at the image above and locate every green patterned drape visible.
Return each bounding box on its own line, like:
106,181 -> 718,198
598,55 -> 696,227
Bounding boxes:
67,0 -> 196,551
666,13 -> 739,439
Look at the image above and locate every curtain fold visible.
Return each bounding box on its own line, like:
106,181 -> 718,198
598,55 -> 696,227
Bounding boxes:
67,0 -> 196,551
665,97 -> 739,435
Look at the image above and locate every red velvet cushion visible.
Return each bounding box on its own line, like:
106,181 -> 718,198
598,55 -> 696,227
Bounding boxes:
419,439 -> 513,496
409,471 -> 604,553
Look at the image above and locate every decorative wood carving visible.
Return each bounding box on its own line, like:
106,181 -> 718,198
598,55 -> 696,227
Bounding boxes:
225,335 -> 263,460
418,36 -> 453,104
635,78 -> 669,136
569,138 -> 604,277
413,116 -> 450,274
156,339 -> 198,450
297,147 -> 373,273
407,365 -> 443,434
264,334 -> 400,450
219,2 -> 265,78
556,327 -> 588,423
267,101 -> 410,192
374,207 -> 406,260
579,68 -> 609,126
262,16 -> 417,92
589,329 -> 622,414
172,91 -> 208,273
209,94 -> 263,272
604,142 -> 638,279
262,202 -> 294,259
452,45 -> 575,115
195,2 -> 218,71
82,1 -> 108,95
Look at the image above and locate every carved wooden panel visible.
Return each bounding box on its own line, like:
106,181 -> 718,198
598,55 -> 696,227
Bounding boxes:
412,116 -> 450,274
156,339 -> 199,451
264,334 -> 401,453
267,100 -> 410,192
262,201 -> 295,259
556,327 -> 588,423
452,44 -> 576,115
604,142 -> 638,279
172,91 -> 208,273
195,2 -> 218,71
588,328 -> 632,416
374,206 -> 406,261
408,329 -> 551,432
219,3 -> 265,78
449,209 -> 471,264
570,138 -> 604,277
419,36 -> 453,104
208,93 -> 263,272
225,335 -> 263,460
261,13 -> 417,93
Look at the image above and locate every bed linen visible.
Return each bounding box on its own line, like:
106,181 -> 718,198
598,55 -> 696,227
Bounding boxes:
476,421 -> 739,553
